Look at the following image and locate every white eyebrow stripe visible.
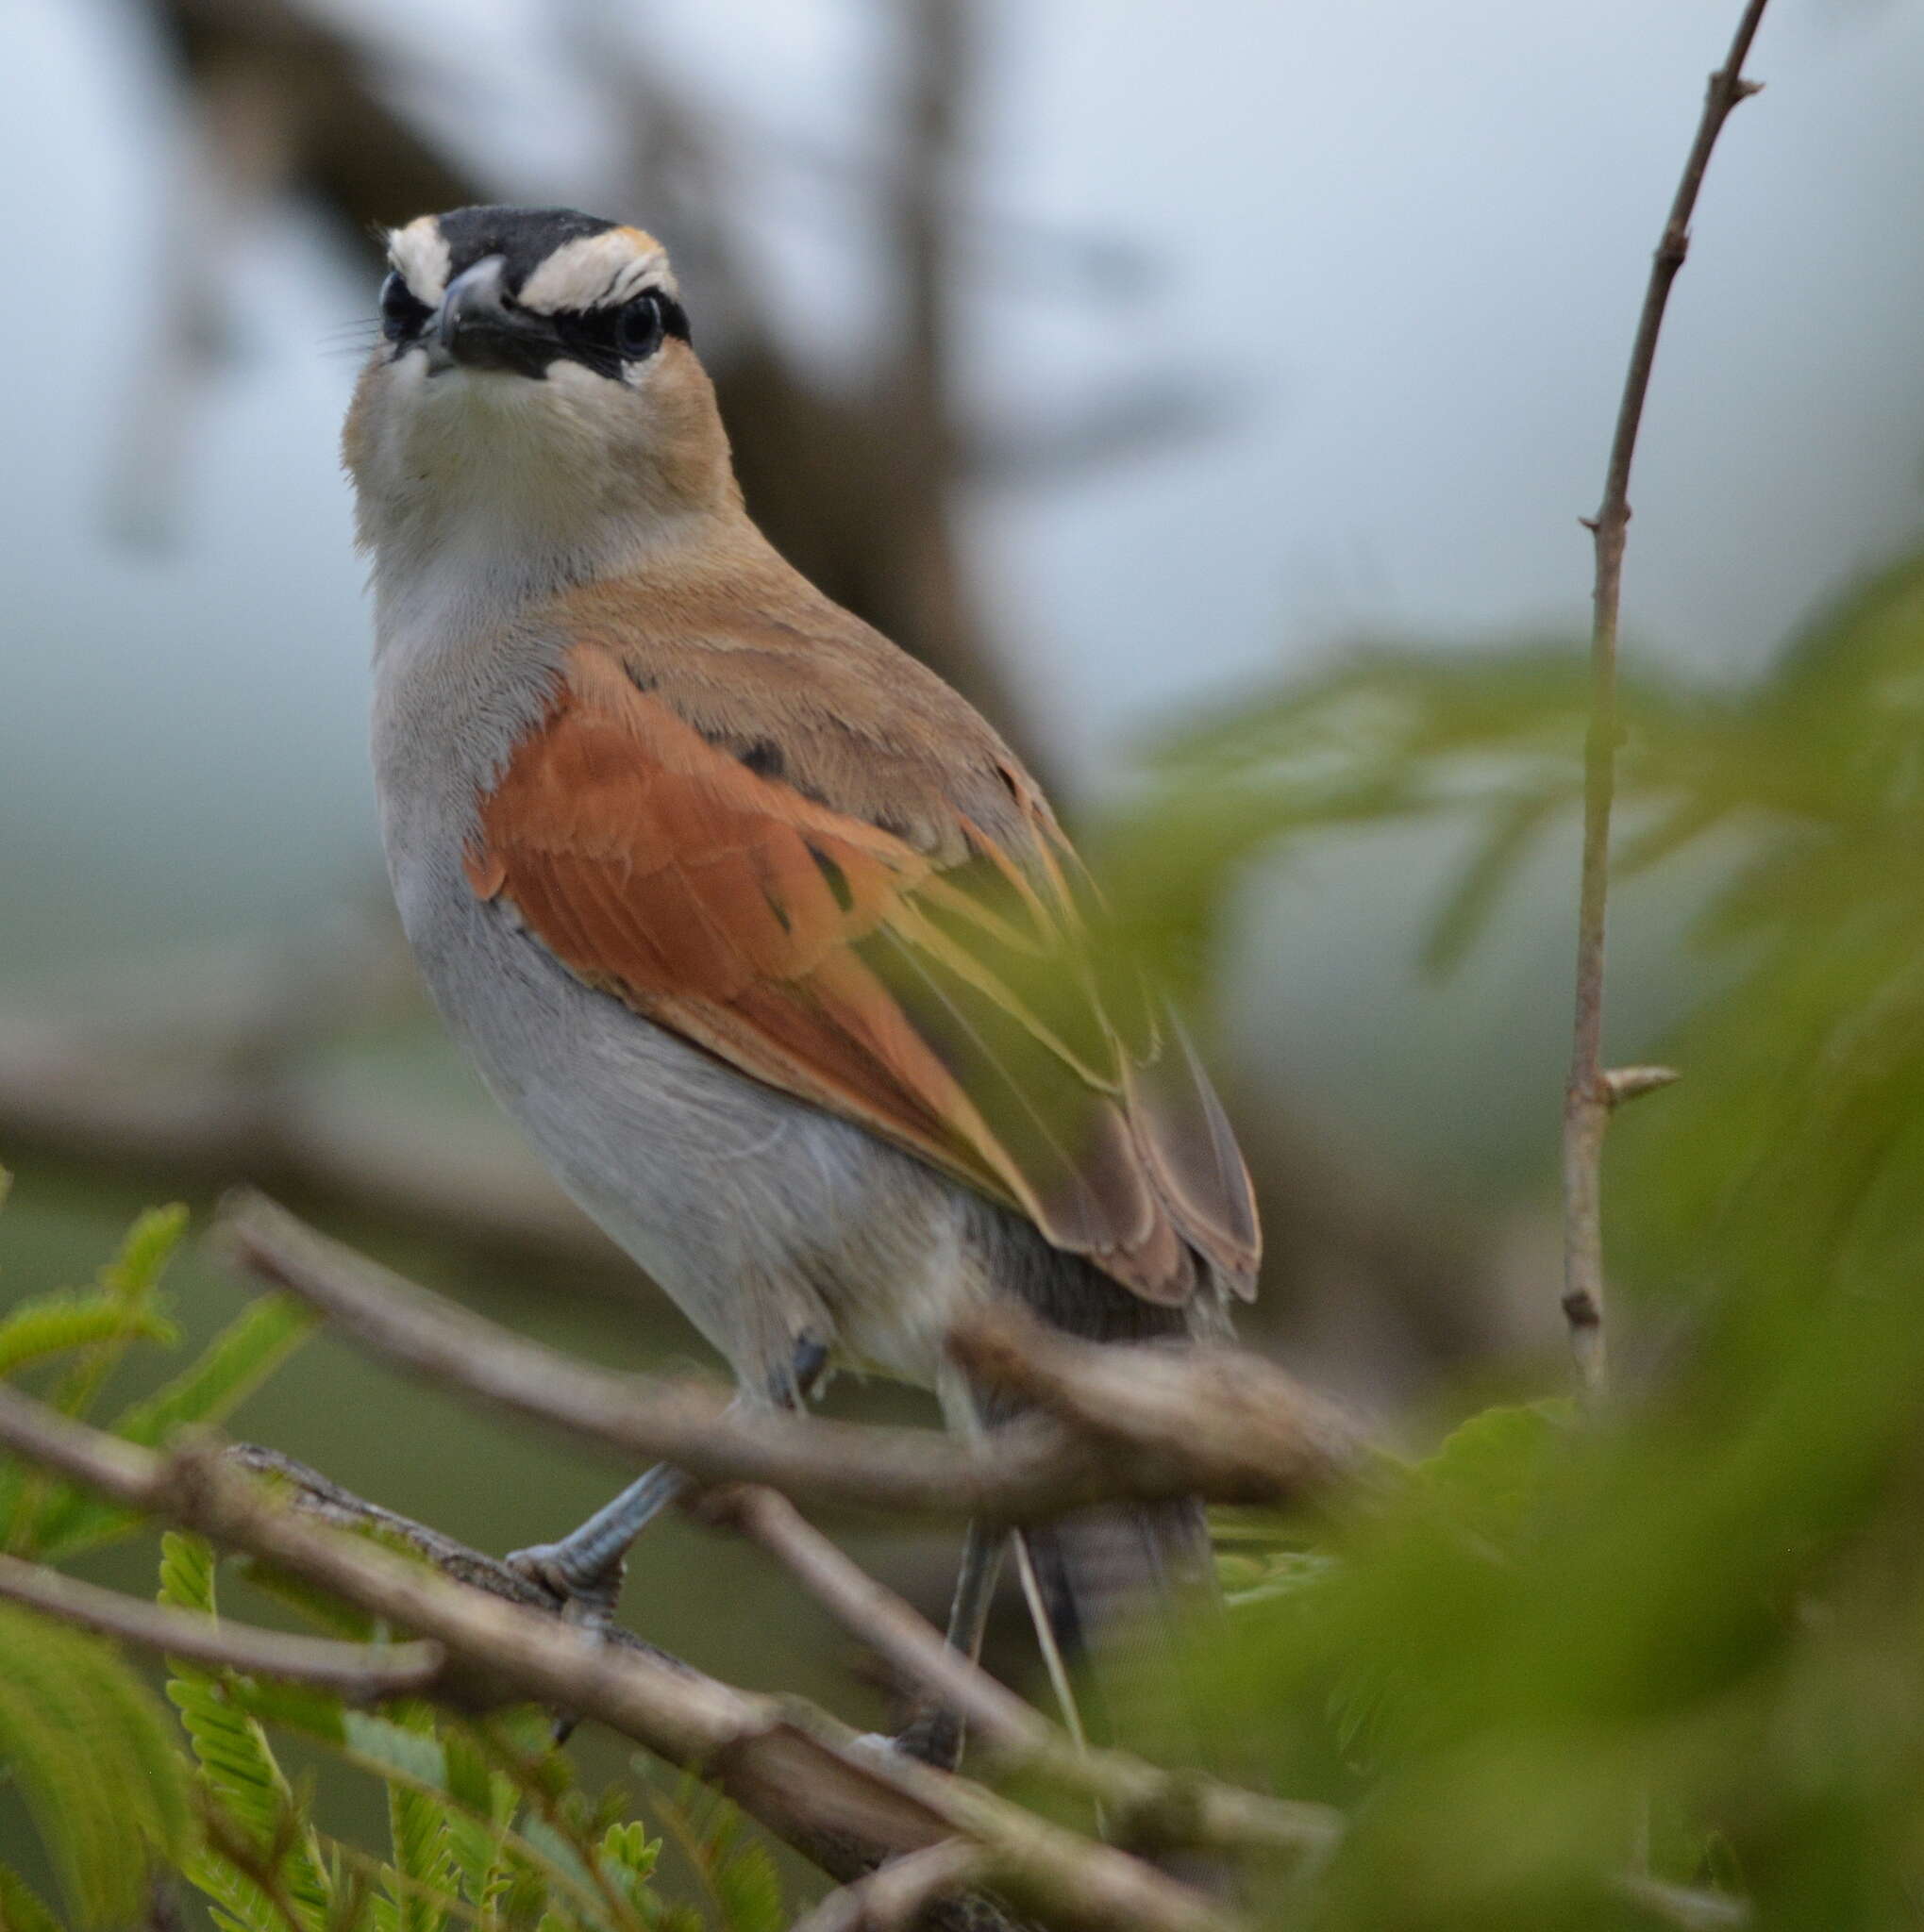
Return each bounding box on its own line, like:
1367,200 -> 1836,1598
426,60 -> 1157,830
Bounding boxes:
604,256 -> 665,306
388,218 -> 452,303
518,229 -> 677,313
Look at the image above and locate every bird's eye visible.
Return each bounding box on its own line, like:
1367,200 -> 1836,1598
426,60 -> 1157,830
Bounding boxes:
379,271 -> 433,343
613,293 -> 665,361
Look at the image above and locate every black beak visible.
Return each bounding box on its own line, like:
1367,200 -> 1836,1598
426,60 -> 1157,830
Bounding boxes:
434,256 -> 559,378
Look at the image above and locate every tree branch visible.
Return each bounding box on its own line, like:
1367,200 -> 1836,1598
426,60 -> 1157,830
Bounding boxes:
1564,0 -> 1769,1392
948,1304 -> 1364,1508
0,1388 -> 1242,1932
213,1191 -> 1361,1522
0,1548 -> 443,1698
700,1484 -> 1340,1860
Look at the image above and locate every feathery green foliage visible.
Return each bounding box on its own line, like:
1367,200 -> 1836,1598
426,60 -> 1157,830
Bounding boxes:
158,1536 -> 777,1931
0,1599 -> 193,1926
1129,548 -> 1924,1926
0,1286 -> 178,1378
31,1293 -> 314,1562
0,1194 -> 745,1932
0,1191 -> 276,1926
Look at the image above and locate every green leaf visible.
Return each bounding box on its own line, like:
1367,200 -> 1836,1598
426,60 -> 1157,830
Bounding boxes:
159,1534 -> 334,1930
245,1702 -> 615,1927
0,1601 -> 193,1927
103,1204 -> 192,1301
0,1206 -> 197,1556
33,1296 -> 313,1560
0,1860 -> 65,1932
385,1710 -> 458,1932
1408,1399 -> 1576,1548
646,1788 -> 778,1932
708,1840 -> 782,1932
596,1822 -> 658,1891
0,1288 -> 178,1378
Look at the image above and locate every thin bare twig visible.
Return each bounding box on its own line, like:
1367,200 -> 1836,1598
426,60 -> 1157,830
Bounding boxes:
213,1191 -> 1360,1522
701,1485 -> 1339,1861
702,1484 -> 1051,1764
0,1548 -> 443,1696
1564,0 -> 1770,1391
0,1383 -> 1240,1932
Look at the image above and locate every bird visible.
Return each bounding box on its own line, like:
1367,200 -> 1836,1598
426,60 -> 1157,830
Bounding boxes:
344,204 -> 1259,1749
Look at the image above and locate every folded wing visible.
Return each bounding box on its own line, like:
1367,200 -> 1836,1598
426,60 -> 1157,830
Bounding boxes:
464,643 -> 1259,1305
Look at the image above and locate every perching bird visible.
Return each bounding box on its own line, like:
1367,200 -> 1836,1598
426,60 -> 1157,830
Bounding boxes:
345,205 -> 1259,1740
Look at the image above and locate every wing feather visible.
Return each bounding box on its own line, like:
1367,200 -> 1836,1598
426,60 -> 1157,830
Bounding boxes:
463,642 -> 1257,1303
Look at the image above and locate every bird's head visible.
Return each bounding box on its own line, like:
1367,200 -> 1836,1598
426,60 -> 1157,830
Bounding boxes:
343,206 -> 740,574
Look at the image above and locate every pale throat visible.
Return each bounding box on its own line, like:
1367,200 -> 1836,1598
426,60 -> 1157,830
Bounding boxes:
367,433 -> 721,665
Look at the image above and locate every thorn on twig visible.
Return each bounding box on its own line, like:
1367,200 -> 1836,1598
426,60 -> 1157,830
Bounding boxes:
1561,1289 -> 1602,1332
1603,1065 -> 1681,1108
1733,77 -> 1765,101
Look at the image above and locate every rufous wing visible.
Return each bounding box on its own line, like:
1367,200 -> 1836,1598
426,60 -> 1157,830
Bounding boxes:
464,644 -> 1259,1304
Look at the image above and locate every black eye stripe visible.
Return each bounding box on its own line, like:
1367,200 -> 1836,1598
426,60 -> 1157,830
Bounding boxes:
373,263 -> 694,375
540,290 -> 692,376
546,291 -> 690,341
379,271 -> 433,344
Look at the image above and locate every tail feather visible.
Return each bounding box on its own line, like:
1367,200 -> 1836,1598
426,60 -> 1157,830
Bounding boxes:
955,1195 -> 1230,1755
1019,1497 -> 1218,1757
1023,1496 -> 1213,1655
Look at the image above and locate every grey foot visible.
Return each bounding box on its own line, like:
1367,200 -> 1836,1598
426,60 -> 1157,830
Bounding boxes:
506,1541 -> 627,1626
891,1708 -> 965,1771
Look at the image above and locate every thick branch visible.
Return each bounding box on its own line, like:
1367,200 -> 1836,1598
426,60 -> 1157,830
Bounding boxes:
1564,0 -> 1769,1391
214,1191 -> 1359,1521
0,1389 -> 1239,1932
0,1549 -> 443,1698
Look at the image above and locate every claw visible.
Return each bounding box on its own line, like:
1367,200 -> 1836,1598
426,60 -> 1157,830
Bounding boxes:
890,1708 -> 965,1771
506,1541 -> 626,1626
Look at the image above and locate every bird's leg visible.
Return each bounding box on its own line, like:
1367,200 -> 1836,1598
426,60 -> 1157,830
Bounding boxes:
505,1461 -> 690,1623
890,1518 -> 1006,1770
507,1336 -> 830,1624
